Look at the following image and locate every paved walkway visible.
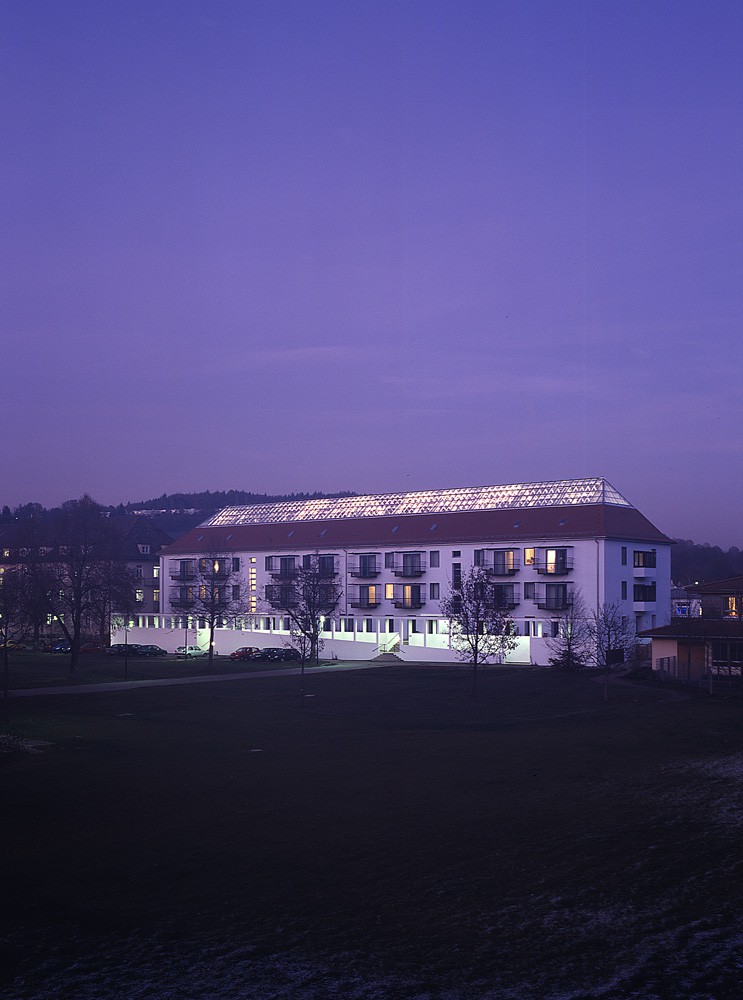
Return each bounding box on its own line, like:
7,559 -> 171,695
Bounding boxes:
6,660 -> 381,698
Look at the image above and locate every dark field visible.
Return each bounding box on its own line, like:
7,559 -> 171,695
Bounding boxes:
1,666 -> 741,999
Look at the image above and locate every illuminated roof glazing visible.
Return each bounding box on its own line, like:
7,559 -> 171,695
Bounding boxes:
203,478 -> 633,527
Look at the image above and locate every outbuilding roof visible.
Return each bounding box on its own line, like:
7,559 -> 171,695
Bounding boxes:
639,619 -> 743,640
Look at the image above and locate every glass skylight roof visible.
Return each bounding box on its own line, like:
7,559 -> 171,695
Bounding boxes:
203,478 -> 633,527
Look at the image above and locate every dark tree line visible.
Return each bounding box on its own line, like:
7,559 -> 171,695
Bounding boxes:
1,497 -> 137,679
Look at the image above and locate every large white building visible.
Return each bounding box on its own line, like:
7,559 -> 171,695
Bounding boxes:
116,477 -> 671,665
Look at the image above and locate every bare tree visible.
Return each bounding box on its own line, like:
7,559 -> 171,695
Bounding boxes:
589,602 -> 636,700
544,590 -> 593,671
40,497 -> 137,674
265,553 -> 343,702
441,566 -> 518,697
179,552 -> 248,670
0,567 -> 31,697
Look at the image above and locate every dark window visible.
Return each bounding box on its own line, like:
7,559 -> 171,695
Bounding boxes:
474,549 -> 484,566
402,552 -> 422,575
524,582 -> 535,599
551,621 -> 560,638
318,555 -> 335,576
264,556 -> 272,571
430,582 -> 440,600
621,546 -> 627,566
385,552 -> 395,568
545,584 -> 568,610
452,563 -> 461,588
621,581 -> 628,600
634,549 -> 657,568
232,585 -> 240,600
452,550 -> 461,558
359,553 -> 377,576
232,558 -> 240,572
303,554 -> 312,569
633,582 -> 657,602
429,550 -> 440,568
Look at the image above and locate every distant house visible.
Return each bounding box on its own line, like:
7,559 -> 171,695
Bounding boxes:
0,515 -> 173,638
641,575 -> 743,683
639,618 -> 743,683
685,576 -> 743,620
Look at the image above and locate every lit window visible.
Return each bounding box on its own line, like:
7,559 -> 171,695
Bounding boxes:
135,589 -> 144,603
385,583 -> 394,600
524,548 -> 535,566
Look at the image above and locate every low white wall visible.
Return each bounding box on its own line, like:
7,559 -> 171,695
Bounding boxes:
111,617 -> 540,664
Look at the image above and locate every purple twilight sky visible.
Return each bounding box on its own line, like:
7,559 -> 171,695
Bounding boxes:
2,0 -> 742,546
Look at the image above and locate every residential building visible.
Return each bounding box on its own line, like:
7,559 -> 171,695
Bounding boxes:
643,575 -> 743,683
0,515 -> 172,639
115,477 -> 671,664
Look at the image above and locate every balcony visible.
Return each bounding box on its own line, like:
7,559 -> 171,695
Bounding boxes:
265,590 -> 298,608
392,585 -> 426,610
534,584 -> 573,611
349,557 -> 381,578
534,549 -> 574,575
391,553 -> 427,578
489,585 -> 520,610
350,597 -> 382,609
393,596 -> 426,610
270,567 -> 299,580
476,549 -> 521,576
170,595 -> 195,609
170,570 -> 197,581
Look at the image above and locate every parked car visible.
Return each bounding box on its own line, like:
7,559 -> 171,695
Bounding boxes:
229,646 -> 260,661
80,642 -> 107,654
50,641 -> 71,654
253,647 -> 288,662
280,648 -> 302,661
5,640 -> 28,650
136,644 -> 168,657
175,645 -> 207,658
108,643 -> 134,656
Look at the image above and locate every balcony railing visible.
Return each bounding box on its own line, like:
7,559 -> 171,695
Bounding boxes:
349,559 -> 380,578
477,550 -> 521,576
393,597 -> 426,609
170,570 -> 197,581
170,596 -> 195,608
535,591 -> 574,611
534,550 -> 574,575
391,555 -> 427,578
350,597 -> 382,609
270,567 -> 299,579
489,586 -> 520,609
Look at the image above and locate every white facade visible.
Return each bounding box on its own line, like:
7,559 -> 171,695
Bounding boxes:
114,479 -> 671,665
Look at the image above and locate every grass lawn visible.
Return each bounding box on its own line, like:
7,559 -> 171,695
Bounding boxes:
1,665 -> 741,999
1,650 -> 296,689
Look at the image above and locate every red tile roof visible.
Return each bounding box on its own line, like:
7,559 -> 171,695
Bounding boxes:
162,503 -> 670,556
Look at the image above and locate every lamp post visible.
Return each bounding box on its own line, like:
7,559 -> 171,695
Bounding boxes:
124,621 -> 129,682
